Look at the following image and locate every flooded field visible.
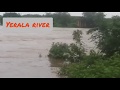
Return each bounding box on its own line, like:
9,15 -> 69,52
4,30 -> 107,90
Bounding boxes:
0,27 -> 95,78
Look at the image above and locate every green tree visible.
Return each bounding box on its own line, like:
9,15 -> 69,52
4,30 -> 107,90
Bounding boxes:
87,16 -> 120,57
48,12 -> 71,27
82,12 -> 96,27
82,12 -> 105,27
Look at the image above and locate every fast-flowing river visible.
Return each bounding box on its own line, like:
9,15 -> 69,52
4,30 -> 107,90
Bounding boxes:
0,27 -> 95,78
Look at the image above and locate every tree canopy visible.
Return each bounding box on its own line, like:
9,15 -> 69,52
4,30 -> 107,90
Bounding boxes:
82,12 -> 105,27
87,15 -> 120,57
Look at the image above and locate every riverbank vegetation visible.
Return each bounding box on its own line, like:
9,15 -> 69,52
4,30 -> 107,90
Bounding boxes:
60,53 -> 120,78
48,30 -> 85,62
48,12 -> 120,78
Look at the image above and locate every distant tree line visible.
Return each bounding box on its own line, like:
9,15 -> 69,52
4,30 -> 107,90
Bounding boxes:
0,12 -> 107,28
0,12 -> 77,27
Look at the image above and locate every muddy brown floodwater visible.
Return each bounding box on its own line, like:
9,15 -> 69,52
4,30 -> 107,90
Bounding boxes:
0,27 -> 95,78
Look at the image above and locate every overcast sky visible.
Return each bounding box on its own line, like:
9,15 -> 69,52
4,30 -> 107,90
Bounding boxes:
0,12 -> 120,18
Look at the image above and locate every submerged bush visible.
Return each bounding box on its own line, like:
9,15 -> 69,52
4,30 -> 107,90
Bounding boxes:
48,42 -> 85,62
48,42 -> 69,59
48,30 -> 85,62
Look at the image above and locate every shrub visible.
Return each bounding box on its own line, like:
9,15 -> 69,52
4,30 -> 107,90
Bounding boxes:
65,43 -> 85,62
83,50 -> 104,65
48,30 -> 86,62
48,42 -> 69,59
48,42 -> 85,62
60,53 -> 120,78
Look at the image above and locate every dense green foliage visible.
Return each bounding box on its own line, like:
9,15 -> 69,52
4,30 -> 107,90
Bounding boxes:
60,53 -> 120,78
58,14 -> 120,78
48,42 -> 70,59
46,12 -> 71,27
48,14 -> 120,77
82,12 -> 105,27
48,43 -> 85,62
87,16 -> 120,57
48,30 -> 85,62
